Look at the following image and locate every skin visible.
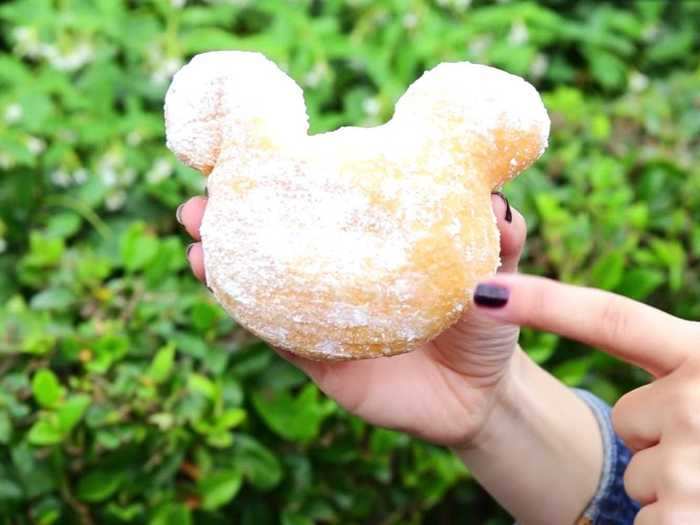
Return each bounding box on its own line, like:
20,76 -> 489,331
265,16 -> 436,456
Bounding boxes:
476,273 -> 700,524
179,194 -> 700,524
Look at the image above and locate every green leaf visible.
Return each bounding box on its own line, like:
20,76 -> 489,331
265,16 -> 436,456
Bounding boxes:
77,471 -> 123,502
148,342 -> 176,384
369,428 -> 409,455
650,239 -> 686,291
199,469 -> 243,510
180,28 -> 242,54
234,434 -> 283,490
149,503 -> 192,525
282,512 -> 314,525
617,268 -> 665,301
589,251 -> 625,290
525,333 -> 560,365
57,395 -> 90,433
553,357 -> 593,387
23,232 -> 64,269
252,384 -> 333,442
27,419 -> 63,446
0,479 -> 23,500
205,408 -> 247,433
119,223 -> 159,272
190,301 -> 221,333
188,373 -> 217,400
0,411 -> 11,444
45,213 -> 82,239
30,287 -> 75,311
31,369 -> 63,408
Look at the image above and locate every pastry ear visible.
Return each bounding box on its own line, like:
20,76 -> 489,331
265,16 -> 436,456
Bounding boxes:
393,62 -> 550,188
164,51 -> 308,175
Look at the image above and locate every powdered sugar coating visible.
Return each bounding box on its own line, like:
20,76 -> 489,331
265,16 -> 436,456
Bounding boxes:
164,51 -> 550,360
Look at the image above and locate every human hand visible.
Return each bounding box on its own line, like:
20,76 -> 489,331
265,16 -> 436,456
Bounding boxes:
178,193 -> 526,447
473,274 -> 700,524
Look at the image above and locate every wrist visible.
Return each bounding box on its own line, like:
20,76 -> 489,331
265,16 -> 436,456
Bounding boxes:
451,348 -> 604,524
453,347 -> 528,452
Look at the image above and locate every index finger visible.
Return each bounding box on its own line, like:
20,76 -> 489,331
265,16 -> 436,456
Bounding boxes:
473,274 -> 697,377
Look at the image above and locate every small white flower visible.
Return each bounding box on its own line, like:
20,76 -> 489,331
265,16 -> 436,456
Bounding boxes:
12,26 -> 41,58
208,0 -> 249,5
455,0 -> 471,10
402,13 -> 418,29
51,169 -> 72,187
12,26 -> 34,44
58,129 -> 77,142
469,36 -> 491,58
0,153 -> 14,170
362,97 -> 381,117
26,136 -> 46,154
629,71 -> 648,92
0,239 -> 6,254
122,168 -> 137,185
44,41 -> 95,72
171,0 -> 186,7
508,21 -> 529,45
100,152 -> 121,170
105,191 -> 127,211
643,24 -> 659,42
146,158 -> 173,184
530,53 -> 549,78
151,57 -> 183,85
374,10 -> 390,25
303,63 -> 326,88
100,168 -> 118,187
126,131 -> 143,146
73,168 -> 88,184
4,104 -> 23,124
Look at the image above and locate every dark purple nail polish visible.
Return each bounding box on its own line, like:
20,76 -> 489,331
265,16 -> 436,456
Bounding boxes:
186,243 -> 195,258
492,191 -> 512,223
176,204 -> 185,225
474,283 -> 509,308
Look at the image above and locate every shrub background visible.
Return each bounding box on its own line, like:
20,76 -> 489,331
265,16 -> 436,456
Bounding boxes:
1,1 -> 699,524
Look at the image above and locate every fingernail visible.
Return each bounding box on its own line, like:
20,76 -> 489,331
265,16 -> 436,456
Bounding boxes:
186,243 -> 195,258
474,283 -> 509,308
492,191 -> 512,223
176,204 -> 185,225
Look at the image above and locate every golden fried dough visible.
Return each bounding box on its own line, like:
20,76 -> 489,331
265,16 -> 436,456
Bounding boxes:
165,51 -> 549,360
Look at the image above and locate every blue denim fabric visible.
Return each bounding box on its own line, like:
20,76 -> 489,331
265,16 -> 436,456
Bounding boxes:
573,389 -> 640,525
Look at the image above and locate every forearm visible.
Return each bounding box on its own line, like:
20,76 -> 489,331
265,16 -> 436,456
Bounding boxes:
452,349 -> 603,525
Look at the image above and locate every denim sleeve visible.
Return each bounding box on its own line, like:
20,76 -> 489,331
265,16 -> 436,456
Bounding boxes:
572,389 -> 640,525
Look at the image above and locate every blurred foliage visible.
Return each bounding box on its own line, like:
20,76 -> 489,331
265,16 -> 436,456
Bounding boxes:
0,0 -> 699,523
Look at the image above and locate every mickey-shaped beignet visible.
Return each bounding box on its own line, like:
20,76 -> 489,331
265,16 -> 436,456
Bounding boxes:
165,51 -> 550,360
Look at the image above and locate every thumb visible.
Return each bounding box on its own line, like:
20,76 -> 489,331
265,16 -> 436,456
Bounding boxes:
491,192 -> 526,273
472,274 -> 696,378
429,194 -> 526,378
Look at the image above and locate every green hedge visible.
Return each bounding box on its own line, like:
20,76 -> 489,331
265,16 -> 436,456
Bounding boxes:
1,1 -> 699,523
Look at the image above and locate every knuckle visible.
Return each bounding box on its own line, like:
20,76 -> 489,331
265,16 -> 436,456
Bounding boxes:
670,398 -> 700,433
659,459 -> 686,494
656,507 -> 698,525
598,295 -> 630,348
611,392 -> 635,431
